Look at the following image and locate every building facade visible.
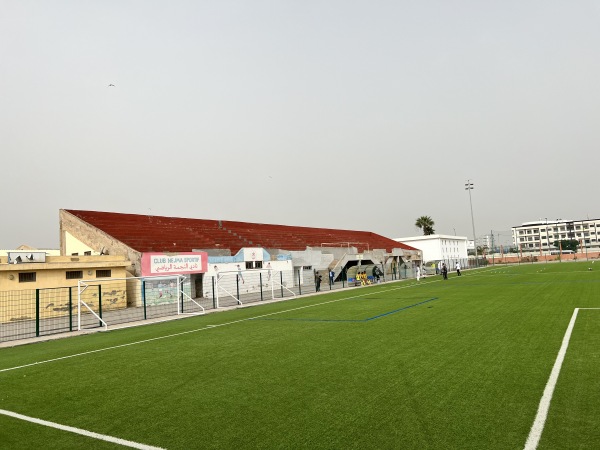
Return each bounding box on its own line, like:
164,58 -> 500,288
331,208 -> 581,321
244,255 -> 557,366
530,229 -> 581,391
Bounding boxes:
393,235 -> 468,267
0,254 -> 131,324
511,219 -> 600,253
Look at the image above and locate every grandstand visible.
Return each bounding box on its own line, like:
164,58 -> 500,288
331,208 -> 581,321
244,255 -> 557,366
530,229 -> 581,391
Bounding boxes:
61,209 -> 416,256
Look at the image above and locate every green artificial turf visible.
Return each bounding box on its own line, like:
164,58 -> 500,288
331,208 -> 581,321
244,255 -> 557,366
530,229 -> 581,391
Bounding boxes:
1,261 -> 599,449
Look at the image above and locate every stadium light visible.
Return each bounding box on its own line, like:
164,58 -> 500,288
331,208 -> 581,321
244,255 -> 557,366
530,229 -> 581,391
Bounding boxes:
465,180 -> 478,267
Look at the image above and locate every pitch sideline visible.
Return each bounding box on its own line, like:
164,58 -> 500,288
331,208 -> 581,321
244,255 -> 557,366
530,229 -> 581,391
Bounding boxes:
524,307 -> 600,450
0,408 -> 164,450
0,278 -> 442,374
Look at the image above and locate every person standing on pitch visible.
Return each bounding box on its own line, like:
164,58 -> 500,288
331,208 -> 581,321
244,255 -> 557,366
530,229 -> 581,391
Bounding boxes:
266,262 -> 272,281
442,263 -> 448,280
214,265 -> 222,282
455,262 -> 461,276
315,271 -> 322,292
329,269 -> 335,285
416,265 -> 421,281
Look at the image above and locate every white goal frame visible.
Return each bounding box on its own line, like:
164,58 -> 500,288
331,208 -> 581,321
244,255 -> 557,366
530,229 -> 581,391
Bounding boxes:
77,274 -> 204,331
214,268 -> 296,308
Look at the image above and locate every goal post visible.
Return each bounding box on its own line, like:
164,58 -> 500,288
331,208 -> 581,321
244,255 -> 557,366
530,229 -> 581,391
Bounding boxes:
213,268 -> 296,308
77,274 -> 204,331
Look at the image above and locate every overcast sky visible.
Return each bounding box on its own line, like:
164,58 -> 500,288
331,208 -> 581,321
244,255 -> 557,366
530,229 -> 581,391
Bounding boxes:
2,1 -> 599,249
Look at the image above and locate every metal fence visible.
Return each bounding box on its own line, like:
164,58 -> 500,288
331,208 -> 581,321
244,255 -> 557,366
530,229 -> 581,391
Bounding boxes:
1,264 -> 429,344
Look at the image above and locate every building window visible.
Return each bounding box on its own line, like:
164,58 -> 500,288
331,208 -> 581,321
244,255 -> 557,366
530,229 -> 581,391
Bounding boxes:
71,253 -> 79,256
84,251 -> 92,256
96,270 -> 111,278
66,271 -> 83,279
19,272 -> 36,283
254,261 -> 263,269
245,262 -> 253,269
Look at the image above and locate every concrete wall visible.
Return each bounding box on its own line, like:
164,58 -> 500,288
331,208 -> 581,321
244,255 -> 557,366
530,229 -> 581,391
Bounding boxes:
60,209 -> 141,276
487,250 -> 600,264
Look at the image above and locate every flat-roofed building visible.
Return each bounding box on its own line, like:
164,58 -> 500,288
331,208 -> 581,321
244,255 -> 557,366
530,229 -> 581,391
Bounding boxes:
0,254 -> 131,324
511,219 -> 600,253
393,234 -> 468,267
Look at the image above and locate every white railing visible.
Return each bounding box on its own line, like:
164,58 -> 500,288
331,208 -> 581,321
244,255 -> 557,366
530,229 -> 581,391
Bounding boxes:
177,275 -> 205,315
77,281 -> 108,331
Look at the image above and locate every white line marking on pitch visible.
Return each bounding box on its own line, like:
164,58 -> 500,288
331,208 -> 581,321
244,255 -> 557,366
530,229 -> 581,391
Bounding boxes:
0,408 -> 164,449
0,280 -> 434,374
524,307 -> 600,450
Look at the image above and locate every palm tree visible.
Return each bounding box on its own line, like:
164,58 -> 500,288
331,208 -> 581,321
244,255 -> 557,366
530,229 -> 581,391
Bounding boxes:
415,216 -> 435,235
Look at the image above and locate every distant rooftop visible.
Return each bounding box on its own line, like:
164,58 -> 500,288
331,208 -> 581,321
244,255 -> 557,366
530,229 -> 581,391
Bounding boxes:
394,234 -> 468,242
516,218 -> 600,227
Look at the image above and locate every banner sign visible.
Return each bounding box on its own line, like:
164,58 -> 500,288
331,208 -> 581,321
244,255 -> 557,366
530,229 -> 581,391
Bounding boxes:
141,252 -> 208,276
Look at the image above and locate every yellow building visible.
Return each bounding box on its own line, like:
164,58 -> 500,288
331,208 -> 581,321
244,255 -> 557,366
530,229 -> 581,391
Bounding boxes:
0,254 -> 131,324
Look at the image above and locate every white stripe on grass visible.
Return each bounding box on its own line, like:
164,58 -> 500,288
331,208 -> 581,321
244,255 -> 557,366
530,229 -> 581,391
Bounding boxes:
0,280 -> 438,374
0,408 -> 165,450
524,308 -> 600,450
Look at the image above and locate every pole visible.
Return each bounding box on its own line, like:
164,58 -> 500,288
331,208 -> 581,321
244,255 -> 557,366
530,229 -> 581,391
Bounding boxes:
260,273 -> 264,301
465,180 -> 478,267
142,280 -> 147,320
35,289 -> 40,337
546,219 -> 549,263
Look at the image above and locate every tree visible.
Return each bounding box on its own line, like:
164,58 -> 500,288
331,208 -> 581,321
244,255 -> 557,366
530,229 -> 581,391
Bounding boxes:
415,216 -> 435,235
553,239 -> 579,253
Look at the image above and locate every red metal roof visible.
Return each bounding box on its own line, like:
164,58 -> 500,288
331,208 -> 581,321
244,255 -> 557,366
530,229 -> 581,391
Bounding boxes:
64,210 -> 418,254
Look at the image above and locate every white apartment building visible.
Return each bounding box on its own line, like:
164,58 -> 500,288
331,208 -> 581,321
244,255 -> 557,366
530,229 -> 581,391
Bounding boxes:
511,219 -> 600,252
394,235 -> 468,265
468,235 -> 492,251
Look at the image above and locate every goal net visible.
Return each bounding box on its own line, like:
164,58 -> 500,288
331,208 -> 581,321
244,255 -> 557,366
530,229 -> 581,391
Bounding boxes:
213,268 -> 296,308
77,274 -> 205,331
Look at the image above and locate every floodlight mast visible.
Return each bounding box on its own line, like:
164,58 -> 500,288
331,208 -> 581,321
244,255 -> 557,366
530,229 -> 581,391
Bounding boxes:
465,180 -> 478,267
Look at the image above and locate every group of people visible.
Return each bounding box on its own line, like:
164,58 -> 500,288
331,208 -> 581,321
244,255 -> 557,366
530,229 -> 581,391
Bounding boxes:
318,261 -> 463,289
315,270 -> 336,292
417,261 -> 461,281
355,271 -> 372,286
318,268 -> 382,288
